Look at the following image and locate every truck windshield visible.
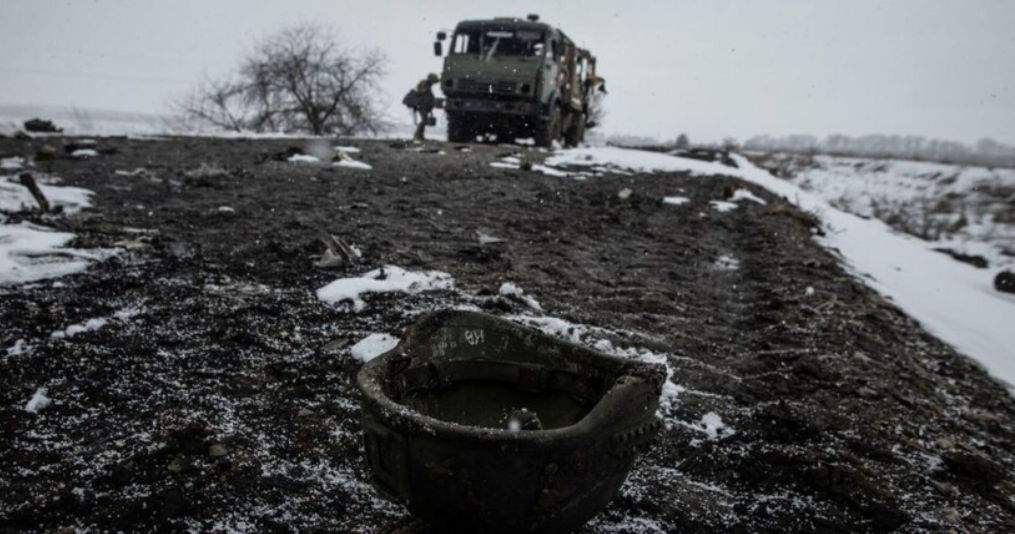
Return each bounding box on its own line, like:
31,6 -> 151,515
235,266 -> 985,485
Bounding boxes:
451,29 -> 545,59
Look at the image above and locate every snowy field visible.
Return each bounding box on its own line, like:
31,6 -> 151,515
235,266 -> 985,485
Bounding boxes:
751,153 -> 1015,270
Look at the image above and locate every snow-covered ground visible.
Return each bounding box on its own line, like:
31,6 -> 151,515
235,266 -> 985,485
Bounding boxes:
0,164 -> 113,285
546,147 -> 1015,390
752,153 -> 1015,270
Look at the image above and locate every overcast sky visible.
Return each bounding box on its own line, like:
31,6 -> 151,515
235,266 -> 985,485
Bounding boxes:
2,0 -> 1014,144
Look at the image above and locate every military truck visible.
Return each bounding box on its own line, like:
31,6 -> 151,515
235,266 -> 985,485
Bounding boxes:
433,14 -> 605,148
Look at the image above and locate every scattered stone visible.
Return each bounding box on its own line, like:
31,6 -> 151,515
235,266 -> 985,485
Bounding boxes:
857,386 -> 879,399
35,144 -> 59,161
208,444 -> 228,458
942,451 -> 1005,486
932,480 -> 955,496
321,338 -> 350,353
167,457 -> 190,474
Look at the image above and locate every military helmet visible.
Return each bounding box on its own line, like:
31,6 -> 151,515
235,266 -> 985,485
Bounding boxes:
357,310 -> 666,533
426,72 -> 440,84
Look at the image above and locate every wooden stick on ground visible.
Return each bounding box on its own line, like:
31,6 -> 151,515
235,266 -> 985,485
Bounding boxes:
18,172 -> 50,212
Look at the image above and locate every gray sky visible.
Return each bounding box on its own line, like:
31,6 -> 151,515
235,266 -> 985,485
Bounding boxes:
2,0 -> 1014,144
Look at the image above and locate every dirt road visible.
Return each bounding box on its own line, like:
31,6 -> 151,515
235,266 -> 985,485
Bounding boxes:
2,137 -> 1014,533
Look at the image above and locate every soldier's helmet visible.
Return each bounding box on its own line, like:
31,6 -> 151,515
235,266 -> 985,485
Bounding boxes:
426,72 -> 440,84
357,310 -> 666,534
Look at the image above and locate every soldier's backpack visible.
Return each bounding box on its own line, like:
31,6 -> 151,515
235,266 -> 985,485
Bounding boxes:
402,89 -> 421,110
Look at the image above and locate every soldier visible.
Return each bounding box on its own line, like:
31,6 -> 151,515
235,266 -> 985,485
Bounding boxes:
411,73 -> 439,142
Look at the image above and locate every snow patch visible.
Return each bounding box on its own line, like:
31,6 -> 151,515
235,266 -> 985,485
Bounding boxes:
499,282 -> 543,311
1,175 -> 95,214
687,412 -> 734,440
0,222 -> 113,285
730,188 -> 767,205
663,196 -> 690,206
288,153 -> 321,164
6,338 -> 32,358
1,156 -> 26,170
333,157 -> 372,170
349,333 -> 399,362
317,265 -> 454,312
710,200 -> 738,213
71,148 -> 99,159
714,255 -> 740,271
548,146 -> 737,177
52,317 -> 109,339
25,387 -> 52,414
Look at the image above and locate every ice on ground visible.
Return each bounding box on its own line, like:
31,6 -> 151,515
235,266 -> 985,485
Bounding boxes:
731,188 -> 767,205
217,206 -> 235,213
317,265 -> 455,312
25,387 -> 52,414
0,222 -> 113,285
71,148 -> 99,159
349,333 -> 399,362
52,317 -> 109,339
710,200 -> 738,213
663,196 -> 690,206
499,282 -> 543,311
333,145 -> 361,153
1,176 -> 95,214
288,154 -> 321,164
1,156 -> 26,170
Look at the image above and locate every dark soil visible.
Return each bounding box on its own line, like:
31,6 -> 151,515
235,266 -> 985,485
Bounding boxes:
2,136 -> 1014,533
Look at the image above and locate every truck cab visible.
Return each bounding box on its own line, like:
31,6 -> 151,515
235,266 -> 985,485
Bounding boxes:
434,15 -> 603,147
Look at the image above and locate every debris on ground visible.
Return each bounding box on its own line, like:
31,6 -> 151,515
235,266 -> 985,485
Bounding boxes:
22,118 -> 61,133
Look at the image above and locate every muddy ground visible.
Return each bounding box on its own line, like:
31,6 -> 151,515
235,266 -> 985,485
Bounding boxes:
1,136 -> 1014,534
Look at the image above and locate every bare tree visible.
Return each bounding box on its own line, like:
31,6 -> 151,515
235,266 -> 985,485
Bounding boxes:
174,77 -> 251,132
176,24 -> 387,136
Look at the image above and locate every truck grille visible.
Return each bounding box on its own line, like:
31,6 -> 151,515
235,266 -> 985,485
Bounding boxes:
457,79 -> 520,95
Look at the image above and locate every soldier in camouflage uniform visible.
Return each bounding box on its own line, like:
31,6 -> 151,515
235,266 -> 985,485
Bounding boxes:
412,73 -> 439,142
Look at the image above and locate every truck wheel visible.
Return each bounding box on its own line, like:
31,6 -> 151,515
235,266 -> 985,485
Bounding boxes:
564,112 -> 586,147
534,106 -> 562,148
447,113 -> 472,143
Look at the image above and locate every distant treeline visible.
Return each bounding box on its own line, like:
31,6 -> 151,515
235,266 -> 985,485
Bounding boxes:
743,134 -> 1015,169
